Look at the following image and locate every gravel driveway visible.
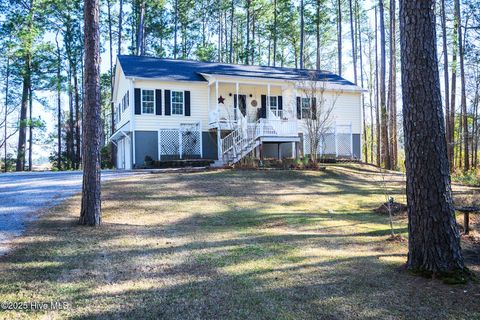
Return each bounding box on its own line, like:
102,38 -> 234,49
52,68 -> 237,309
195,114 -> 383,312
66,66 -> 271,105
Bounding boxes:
0,170 -> 137,255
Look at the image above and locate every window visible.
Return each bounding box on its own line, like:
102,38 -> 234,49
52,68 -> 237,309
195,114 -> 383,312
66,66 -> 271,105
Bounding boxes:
125,91 -> 129,109
122,92 -> 128,111
117,103 -> 121,122
171,91 -> 184,115
269,96 -> 278,112
142,89 -> 154,114
301,97 -> 311,119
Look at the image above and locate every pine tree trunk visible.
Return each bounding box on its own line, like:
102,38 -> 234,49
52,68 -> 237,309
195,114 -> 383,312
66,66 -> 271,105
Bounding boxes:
251,13 -> 255,63
246,0 -> 250,65
379,0 -> 390,168
440,0 -> 451,169
388,0 -> 397,169
107,0 -> 116,167
173,0 -> 178,59
273,0 -> 277,67
458,106 -> 463,169
375,5 -> 380,167
55,33 -> 62,171
73,70 -> 81,169
28,80 -> 33,171
474,90 -> 479,168
399,0 -> 465,274
229,0 -> 234,63
451,7 -> 458,170
455,0 -> 469,171
368,31 -> 375,164
68,73 -> 74,169
316,0 -> 321,70
80,0 -> 102,226
337,0 -> 342,76
224,12 -> 228,61
118,0 -> 123,55
137,1 -> 145,56
4,55 -> 10,172
16,57 -> 30,171
299,0 -> 304,69
349,0 -> 357,84
356,0 -> 366,162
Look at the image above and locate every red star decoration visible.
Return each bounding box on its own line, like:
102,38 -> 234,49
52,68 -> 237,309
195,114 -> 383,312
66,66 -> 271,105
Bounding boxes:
218,95 -> 225,104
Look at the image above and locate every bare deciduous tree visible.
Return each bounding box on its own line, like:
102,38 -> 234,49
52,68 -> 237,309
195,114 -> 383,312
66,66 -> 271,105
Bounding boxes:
298,72 -> 338,162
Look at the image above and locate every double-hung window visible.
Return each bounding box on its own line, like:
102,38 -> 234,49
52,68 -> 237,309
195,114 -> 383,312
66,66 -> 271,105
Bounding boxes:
171,91 -> 184,115
142,89 -> 154,114
301,97 -> 311,119
117,103 -> 121,122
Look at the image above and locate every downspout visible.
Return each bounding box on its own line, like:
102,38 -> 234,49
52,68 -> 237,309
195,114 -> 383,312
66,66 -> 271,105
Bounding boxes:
130,78 -> 136,168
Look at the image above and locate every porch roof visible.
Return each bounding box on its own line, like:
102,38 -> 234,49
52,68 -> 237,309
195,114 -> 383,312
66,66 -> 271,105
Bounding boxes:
118,55 -> 359,88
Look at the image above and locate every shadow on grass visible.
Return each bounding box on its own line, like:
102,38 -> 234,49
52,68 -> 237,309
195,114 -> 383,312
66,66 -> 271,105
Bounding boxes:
0,165 -> 477,319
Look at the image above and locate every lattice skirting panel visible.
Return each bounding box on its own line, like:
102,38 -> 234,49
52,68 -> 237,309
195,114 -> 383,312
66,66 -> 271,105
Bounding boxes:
304,125 -> 354,158
159,126 -> 201,160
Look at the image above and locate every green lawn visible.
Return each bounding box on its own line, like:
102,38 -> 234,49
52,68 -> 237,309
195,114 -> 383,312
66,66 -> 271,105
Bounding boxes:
1,164 -> 479,319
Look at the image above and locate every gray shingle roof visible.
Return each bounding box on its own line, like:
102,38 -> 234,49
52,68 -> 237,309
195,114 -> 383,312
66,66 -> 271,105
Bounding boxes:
118,55 -> 357,86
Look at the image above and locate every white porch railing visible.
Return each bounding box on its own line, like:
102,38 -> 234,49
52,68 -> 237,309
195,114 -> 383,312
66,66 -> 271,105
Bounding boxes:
269,109 -> 284,119
262,119 -> 298,136
209,106 -> 248,130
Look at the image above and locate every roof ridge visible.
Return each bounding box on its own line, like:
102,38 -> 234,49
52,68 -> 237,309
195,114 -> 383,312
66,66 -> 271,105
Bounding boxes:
117,54 -> 334,75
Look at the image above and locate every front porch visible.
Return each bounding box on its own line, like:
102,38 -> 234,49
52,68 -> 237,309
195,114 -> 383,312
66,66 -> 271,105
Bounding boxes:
204,77 -> 300,164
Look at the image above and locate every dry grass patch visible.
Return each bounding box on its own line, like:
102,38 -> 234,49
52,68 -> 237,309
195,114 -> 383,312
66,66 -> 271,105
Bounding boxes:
0,164 -> 479,319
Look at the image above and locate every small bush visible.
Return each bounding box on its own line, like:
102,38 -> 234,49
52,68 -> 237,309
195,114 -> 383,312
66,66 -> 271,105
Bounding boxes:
235,156 -> 259,169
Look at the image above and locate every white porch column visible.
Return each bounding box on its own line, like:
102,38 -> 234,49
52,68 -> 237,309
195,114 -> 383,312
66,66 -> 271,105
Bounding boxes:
267,83 -> 271,118
216,80 -> 219,112
207,81 -> 210,120
216,80 -> 222,161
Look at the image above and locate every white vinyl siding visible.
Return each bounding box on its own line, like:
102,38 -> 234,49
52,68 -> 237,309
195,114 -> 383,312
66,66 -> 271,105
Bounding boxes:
133,80 -> 208,130
142,89 -> 155,114
171,91 -> 184,115
124,78 -> 361,136
113,64 -> 132,130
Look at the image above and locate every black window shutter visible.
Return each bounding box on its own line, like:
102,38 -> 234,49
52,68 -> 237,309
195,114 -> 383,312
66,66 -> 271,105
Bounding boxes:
312,97 -> 317,120
134,88 -> 141,115
165,90 -> 171,115
260,95 -> 267,118
155,89 -> 162,115
296,97 -> 301,119
184,91 -> 191,116
278,96 -> 283,110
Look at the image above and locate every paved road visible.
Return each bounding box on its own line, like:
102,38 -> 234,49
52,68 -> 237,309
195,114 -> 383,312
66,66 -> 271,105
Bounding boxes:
0,170 -> 137,255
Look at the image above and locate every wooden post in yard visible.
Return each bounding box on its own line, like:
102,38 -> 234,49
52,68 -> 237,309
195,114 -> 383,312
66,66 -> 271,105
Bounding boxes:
464,212 -> 470,235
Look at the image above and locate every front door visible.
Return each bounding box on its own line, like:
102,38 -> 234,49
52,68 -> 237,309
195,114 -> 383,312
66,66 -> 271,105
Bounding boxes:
234,94 -> 247,120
